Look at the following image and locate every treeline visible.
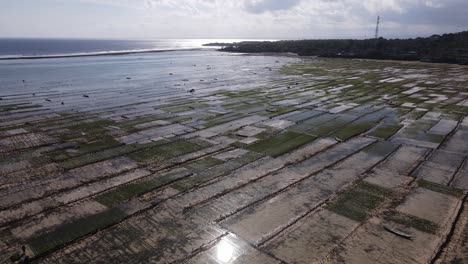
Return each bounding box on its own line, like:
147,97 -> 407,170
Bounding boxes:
206,31 -> 468,65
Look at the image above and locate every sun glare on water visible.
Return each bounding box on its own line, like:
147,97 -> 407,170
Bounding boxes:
216,239 -> 235,263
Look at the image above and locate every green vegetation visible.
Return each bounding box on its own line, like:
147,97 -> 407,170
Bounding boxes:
212,31 -> 468,65
327,181 -> 393,222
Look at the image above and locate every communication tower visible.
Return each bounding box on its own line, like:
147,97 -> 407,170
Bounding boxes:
375,16 -> 380,39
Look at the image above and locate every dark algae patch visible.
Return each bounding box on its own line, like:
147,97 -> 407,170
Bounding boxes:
326,181 -> 393,222
418,180 -> 464,197
363,141 -> 399,157
27,208 -> 128,256
95,170 -> 190,207
171,152 -> 263,192
184,157 -> 223,172
128,139 -> 211,163
384,211 -> 439,234
368,124 -> 403,139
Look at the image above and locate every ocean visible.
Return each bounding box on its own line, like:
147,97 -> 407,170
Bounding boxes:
0,38 -> 254,59
0,49 -> 297,105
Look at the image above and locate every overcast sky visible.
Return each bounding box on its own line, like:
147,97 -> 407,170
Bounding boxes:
1,0 -> 467,39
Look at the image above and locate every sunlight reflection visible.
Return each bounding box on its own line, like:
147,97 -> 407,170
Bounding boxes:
216,239 -> 235,263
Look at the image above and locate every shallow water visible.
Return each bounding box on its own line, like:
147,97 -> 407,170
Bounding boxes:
0,50 -> 298,112
0,38 -> 258,58
0,51 -> 292,94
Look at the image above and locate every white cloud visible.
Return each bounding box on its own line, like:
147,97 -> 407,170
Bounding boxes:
0,0 -> 466,39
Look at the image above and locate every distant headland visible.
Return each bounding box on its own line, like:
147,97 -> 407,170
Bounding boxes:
205,31 -> 468,65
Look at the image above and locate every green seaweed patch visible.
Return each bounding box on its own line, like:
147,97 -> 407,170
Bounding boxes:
30,155 -> 52,167
95,170 -> 190,207
75,139 -> 121,153
253,131 -> 306,148
383,211 -> 439,234
27,207 -> 128,256
397,96 -> 424,104
50,139 -> 122,162
203,113 -> 247,128
351,95 -> 379,104
440,112 -> 464,122
450,258 -> 465,264
368,124 -> 403,139
404,110 -> 427,120
9,252 -> 23,262
0,103 -> 42,112
118,114 -> 173,132
66,119 -> 115,132
0,124 -> 28,132
363,141 -> 399,157
0,151 -> 50,168
184,157 -> 223,172
443,105 -> 468,115
332,121 -> 380,141
308,118 -> 350,137
418,180 -> 464,197
57,112 -> 77,117
59,119 -> 118,141
254,127 -> 277,140
229,141 -> 247,148
326,181 -> 393,222
128,139 -> 211,163
171,151 -> 263,192
60,140 -> 167,169
217,89 -> 260,99
247,130 -> 315,157
263,134 -> 316,158
422,133 -> 445,143
260,106 -> 298,117
161,104 -> 206,113
230,103 -> 264,112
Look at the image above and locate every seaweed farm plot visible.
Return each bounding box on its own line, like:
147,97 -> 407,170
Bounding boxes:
0,51 -> 468,264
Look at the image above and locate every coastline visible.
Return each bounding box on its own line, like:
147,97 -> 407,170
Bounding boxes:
232,51 -> 468,67
0,47 -> 207,60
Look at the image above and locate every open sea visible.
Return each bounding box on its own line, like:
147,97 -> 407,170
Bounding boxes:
0,38 -> 257,59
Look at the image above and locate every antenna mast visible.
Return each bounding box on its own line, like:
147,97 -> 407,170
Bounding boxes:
374,16 -> 380,39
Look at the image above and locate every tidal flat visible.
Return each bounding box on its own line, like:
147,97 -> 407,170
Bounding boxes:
0,50 -> 467,263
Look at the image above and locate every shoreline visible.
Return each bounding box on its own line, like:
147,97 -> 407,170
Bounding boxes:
0,48 -> 207,61
234,51 -> 468,67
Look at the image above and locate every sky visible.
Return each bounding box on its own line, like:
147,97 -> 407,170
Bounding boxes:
0,0 -> 467,40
